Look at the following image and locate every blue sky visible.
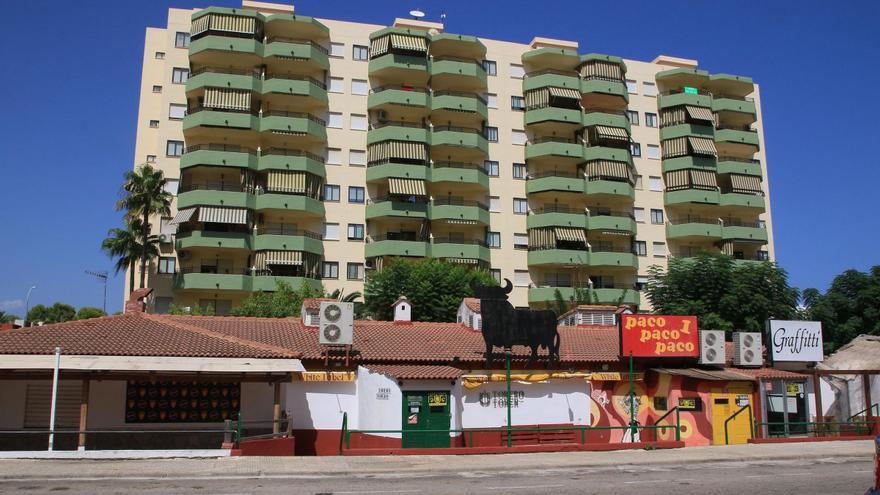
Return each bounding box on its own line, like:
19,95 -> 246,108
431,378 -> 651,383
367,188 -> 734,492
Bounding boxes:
0,0 -> 878,315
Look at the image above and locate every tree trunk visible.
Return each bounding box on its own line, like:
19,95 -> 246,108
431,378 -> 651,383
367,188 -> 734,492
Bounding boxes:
139,211 -> 149,288
129,260 -> 136,296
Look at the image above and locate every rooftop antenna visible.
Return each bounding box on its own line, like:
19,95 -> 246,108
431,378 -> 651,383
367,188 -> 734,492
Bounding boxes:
86,270 -> 109,313
409,9 -> 425,20
440,12 -> 446,22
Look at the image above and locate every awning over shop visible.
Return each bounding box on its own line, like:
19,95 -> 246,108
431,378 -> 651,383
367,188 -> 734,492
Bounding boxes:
579,61 -> 623,81
688,136 -> 718,157
367,365 -> 461,380
595,125 -> 629,142
169,207 -> 197,225
390,34 -> 428,52
198,206 -> 248,225
730,174 -> 763,194
686,105 -> 715,123
653,368 -> 754,381
204,87 -> 251,111
554,227 -> 587,243
388,177 -> 426,196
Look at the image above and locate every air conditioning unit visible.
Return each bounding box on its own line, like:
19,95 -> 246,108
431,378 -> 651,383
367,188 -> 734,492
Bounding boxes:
698,330 -> 725,365
178,250 -> 192,261
319,301 -> 354,345
159,233 -> 172,244
733,332 -> 762,367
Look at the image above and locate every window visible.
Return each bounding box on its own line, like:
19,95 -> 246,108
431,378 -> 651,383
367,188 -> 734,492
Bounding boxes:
630,142 -> 641,157
348,186 -> 365,203
146,154 -> 157,163
653,396 -> 668,411
757,250 -> 770,261
636,275 -> 648,291
653,242 -> 668,257
626,110 -> 639,125
328,112 -> 343,128
643,82 -> 657,97
634,208 -> 645,223
514,270 -> 530,287
164,179 -> 179,196
329,42 -> 344,58
484,126 -> 498,142
328,77 -> 344,93
510,64 -> 525,79
351,79 -> 369,95
487,231 -> 501,248
171,68 -> 188,84
157,257 -> 176,274
511,96 -> 525,111
347,263 -> 364,280
166,140 -> 184,157
350,114 -> 367,130
349,150 -> 366,166
634,175 -> 643,190
513,233 -> 529,249
649,176 -> 663,192
489,196 -> 500,212
152,85 -> 162,93
168,103 -> 187,120
149,120 -> 159,128
513,163 -> 526,179
323,223 -> 340,240
646,144 -> 661,160
323,184 -> 340,202
513,198 -> 528,214
511,130 -> 527,145
482,60 -> 497,76
486,93 -> 497,108
174,32 -> 190,48
490,269 -> 502,284
626,79 -> 637,94
484,160 -> 499,176
634,241 -> 647,257
650,209 -> 664,224
327,148 -> 342,165
347,223 -> 364,240
322,262 -> 339,279
645,112 -> 658,128
155,51 -> 165,59
353,45 -> 369,60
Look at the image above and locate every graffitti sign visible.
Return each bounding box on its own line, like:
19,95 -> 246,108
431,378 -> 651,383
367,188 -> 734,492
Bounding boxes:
620,315 -> 699,358
767,320 -> 824,362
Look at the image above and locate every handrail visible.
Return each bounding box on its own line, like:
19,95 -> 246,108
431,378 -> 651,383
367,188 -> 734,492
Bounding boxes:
651,407 -> 681,442
338,411 -> 348,456
524,68 -> 579,78
433,125 -> 482,134
184,143 -> 257,155
432,237 -> 488,247
261,110 -> 326,126
433,90 -> 488,104
717,156 -> 761,164
369,84 -> 429,94
531,136 -> 579,144
261,147 -> 325,163
433,161 -> 487,173
371,121 -> 427,130
724,404 -> 753,445
848,403 -> 879,422
265,36 -> 329,55
755,420 -> 872,438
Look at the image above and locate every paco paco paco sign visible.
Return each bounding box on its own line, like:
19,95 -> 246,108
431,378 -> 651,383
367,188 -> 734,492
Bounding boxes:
620,315 -> 699,358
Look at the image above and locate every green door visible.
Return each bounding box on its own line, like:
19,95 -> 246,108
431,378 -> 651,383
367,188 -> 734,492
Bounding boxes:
401,391 -> 451,449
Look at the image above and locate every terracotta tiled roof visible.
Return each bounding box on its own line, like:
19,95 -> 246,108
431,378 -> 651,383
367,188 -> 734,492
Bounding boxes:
725,367 -> 807,380
302,298 -> 336,311
0,313 -> 296,359
364,364 -> 462,380
462,298 -> 480,312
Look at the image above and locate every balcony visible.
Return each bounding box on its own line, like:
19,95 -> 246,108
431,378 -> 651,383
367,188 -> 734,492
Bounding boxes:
582,145 -> 632,164
253,227 -> 324,255
662,155 -> 716,173
722,222 -> 768,242
429,238 -> 491,263
175,230 -> 252,251
579,55 -> 628,103
368,122 -> 429,145
262,38 -> 329,71
365,236 -> 428,258
177,186 -> 249,209
180,144 -> 258,170
186,68 -> 258,93
429,198 -> 490,225
522,69 -> 580,92
429,57 -> 487,90
368,53 -> 429,82
183,108 -> 255,132
528,286 -> 640,306
429,33 -> 486,60
584,179 -> 634,199
367,86 -> 429,112
586,211 -> 636,234
589,249 -> 638,269
522,48 -> 580,73
253,192 -> 325,215
261,74 -> 328,106
582,110 -> 631,134
430,126 -> 488,156
258,148 -> 326,177
365,198 -> 429,220
431,162 -> 489,189
525,137 -> 583,161
712,95 -> 756,118
719,193 -> 765,210
189,35 -> 261,66
659,123 -> 714,140
174,271 -> 251,291
251,275 -> 322,292
524,105 -> 583,127
430,91 -> 488,120
665,221 -> 723,241
715,126 -> 760,150
716,156 -> 762,177
526,171 -> 584,194
259,111 -> 326,142
366,162 -> 429,183
527,206 -> 588,230
665,188 -> 721,205
658,89 -> 712,110
528,248 -> 589,266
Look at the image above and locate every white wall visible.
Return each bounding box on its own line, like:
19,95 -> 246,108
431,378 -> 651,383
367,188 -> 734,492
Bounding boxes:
460,380 -> 590,428
357,366 -> 402,437
285,380 -> 357,430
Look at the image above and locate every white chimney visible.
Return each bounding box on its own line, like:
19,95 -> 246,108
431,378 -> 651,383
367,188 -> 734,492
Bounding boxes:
392,296 -> 412,324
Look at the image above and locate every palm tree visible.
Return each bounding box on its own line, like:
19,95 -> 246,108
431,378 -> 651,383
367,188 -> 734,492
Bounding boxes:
102,218 -> 158,295
327,288 -> 362,302
116,164 -> 172,288
0,311 -> 19,324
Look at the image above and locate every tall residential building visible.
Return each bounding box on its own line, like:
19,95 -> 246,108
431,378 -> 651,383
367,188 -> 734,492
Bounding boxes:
130,1 -> 774,314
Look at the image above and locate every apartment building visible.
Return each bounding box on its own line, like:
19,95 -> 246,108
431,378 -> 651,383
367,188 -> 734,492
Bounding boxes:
130,1 -> 774,314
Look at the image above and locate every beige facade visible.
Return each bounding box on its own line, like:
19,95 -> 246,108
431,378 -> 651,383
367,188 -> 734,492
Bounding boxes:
129,1 -> 774,314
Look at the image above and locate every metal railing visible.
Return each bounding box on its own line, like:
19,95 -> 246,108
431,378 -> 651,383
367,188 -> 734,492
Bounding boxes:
755,420 -> 872,439
714,93 -> 754,102
589,209 -> 636,219
530,136 -> 580,144
369,84 -> 429,94
372,120 -> 427,130
724,405 -> 754,445
716,124 -> 756,132
179,266 -> 250,275
531,204 -> 583,214
184,143 -> 257,155
179,183 -> 244,193
433,125 -> 483,134
433,90 -> 488,104
668,217 -> 721,225
369,195 -> 429,205
261,110 -> 326,126
256,225 -> 323,239
432,197 -> 488,210
265,37 -> 329,55
367,234 -> 423,242
660,88 -> 713,97
649,407 -> 682,442
261,147 -> 325,162
847,403 -> 879,422
432,236 -> 488,247
0,427 -> 236,452
524,68 -> 579,78
528,170 -> 581,179
433,161 -> 487,173
265,73 -> 326,89
717,155 -> 760,164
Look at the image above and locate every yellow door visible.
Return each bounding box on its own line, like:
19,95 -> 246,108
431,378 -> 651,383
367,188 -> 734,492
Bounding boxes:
711,383 -> 753,445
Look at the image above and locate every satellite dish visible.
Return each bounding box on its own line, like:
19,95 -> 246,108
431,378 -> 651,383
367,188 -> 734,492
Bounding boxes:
410,9 -> 425,19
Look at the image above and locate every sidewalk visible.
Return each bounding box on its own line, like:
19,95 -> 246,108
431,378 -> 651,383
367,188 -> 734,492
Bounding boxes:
0,440 -> 873,480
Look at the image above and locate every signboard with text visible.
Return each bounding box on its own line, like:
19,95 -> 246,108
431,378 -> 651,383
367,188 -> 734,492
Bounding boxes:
766,320 -> 824,362
620,315 -> 699,358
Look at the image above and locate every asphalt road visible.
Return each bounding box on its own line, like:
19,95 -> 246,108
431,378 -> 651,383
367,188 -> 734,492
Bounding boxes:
0,456 -> 872,495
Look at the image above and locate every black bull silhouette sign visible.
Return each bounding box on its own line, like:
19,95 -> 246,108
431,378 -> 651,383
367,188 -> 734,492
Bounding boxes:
470,279 -> 560,368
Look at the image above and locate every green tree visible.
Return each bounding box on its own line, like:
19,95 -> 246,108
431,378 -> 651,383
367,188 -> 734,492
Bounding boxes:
0,311 -> 20,324
75,307 -> 107,320
115,164 -> 172,289
230,280 -> 324,317
645,252 -> 798,334
363,258 -> 496,322
802,266 -> 880,353
169,303 -> 215,316
552,286 -> 600,315
102,218 -> 158,295
27,303 -> 77,324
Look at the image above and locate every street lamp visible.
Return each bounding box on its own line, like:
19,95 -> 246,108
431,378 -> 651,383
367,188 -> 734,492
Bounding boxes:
24,285 -> 36,326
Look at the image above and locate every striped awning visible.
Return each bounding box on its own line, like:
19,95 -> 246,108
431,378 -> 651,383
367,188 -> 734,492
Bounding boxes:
686,105 -> 715,124
369,35 -> 390,58
525,88 -> 549,109
661,107 -> 686,127
528,228 -> 557,249
191,15 -> 210,36
664,170 -> 689,190
585,160 -> 633,183
367,141 -> 427,163
388,178 -> 426,196
390,34 -> 427,52
267,170 -> 306,194
169,207 -> 197,225
204,87 -> 251,111
579,61 -> 623,81
688,136 -> 718,157
662,137 -> 688,158
690,169 -> 718,189
730,174 -> 763,194
595,125 -> 629,142
445,258 -> 479,265
446,219 -> 477,225
266,250 -> 303,266
198,206 -> 248,225
192,13 -> 256,36
548,86 -> 581,100
554,227 -> 586,243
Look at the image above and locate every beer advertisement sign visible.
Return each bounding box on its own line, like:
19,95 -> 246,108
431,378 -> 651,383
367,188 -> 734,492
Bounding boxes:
620,315 -> 699,358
